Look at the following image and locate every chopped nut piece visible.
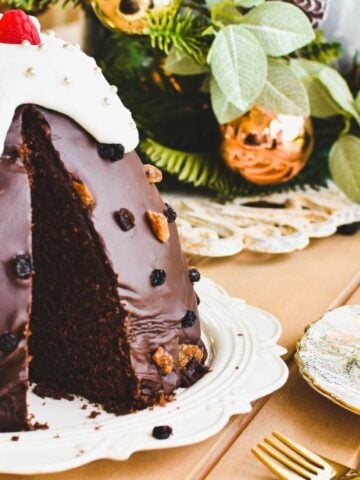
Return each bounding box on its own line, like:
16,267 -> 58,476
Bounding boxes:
144,164 -> 163,184
72,180 -> 94,209
179,344 -> 204,369
152,346 -> 174,375
146,210 -> 170,242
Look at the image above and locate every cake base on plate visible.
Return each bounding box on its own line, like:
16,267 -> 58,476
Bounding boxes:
0,278 -> 288,475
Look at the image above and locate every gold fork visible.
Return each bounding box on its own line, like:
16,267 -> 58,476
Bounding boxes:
251,432 -> 360,480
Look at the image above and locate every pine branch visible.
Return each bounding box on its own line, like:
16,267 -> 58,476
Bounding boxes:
140,138 -> 240,195
294,31 -> 342,65
145,8 -> 211,64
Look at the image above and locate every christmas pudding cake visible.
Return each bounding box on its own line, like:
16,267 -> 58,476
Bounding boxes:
0,10 -> 207,433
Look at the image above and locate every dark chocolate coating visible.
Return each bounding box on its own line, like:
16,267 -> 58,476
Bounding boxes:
0,105 -> 205,432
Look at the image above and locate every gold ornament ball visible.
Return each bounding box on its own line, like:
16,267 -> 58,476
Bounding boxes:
220,106 -> 314,186
90,0 -> 177,34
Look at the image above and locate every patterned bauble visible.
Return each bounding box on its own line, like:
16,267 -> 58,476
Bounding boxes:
284,0 -> 329,28
220,107 -> 314,186
90,0 -> 178,34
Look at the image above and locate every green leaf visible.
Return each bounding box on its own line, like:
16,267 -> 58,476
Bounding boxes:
211,0 -> 243,27
355,91 -> 360,114
289,58 -> 322,77
317,67 -> 360,122
234,0 -> 264,6
206,0 -> 264,6
241,1 -> 315,57
290,59 -> 342,117
304,78 -> 343,118
290,59 -> 358,120
329,135 -> 360,203
208,25 -> 267,111
200,74 -> 211,93
165,48 -> 209,75
257,60 -> 310,116
210,76 -> 244,123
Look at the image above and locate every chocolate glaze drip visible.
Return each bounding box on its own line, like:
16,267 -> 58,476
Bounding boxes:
0,105 -> 206,432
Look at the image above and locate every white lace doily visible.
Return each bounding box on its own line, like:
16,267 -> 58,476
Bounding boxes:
164,183 -> 360,257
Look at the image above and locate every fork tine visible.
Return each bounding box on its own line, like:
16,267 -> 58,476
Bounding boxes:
265,436 -> 319,474
273,432 -> 327,469
252,447 -> 298,480
258,443 -> 313,480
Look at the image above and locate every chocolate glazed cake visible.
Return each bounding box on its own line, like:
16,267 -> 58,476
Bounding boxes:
0,12 -> 207,433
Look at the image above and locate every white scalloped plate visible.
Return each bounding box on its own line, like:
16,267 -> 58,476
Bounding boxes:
0,278 -> 288,475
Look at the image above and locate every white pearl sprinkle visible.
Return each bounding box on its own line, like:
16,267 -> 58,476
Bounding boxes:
62,77 -> 72,86
44,30 -> 55,37
110,85 -> 118,93
93,66 -> 102,74
103,97 -> 112,106
25,67 -> 36,78
21,40 -> 31,47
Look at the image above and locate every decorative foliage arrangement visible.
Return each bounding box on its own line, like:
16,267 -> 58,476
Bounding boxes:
4,0 -> 360,201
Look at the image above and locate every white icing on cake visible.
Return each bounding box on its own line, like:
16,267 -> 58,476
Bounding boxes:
0,16 -> 139,154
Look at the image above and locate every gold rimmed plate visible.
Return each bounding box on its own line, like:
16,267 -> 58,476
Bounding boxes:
295,305 -> 360,415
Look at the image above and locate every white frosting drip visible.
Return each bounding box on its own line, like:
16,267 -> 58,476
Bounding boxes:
0,17 -> 139,154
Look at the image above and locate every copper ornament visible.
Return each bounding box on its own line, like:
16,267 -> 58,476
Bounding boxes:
90,0 -> 177,34
221,106 -> 314,186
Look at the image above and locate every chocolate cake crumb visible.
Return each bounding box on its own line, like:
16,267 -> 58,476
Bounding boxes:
94,425 -> 102,430
88,410 -> 100,419
97,143 -> 124,162
34,422 -> 48,430
81,404 -> 88,410
182,311 -> 197,329
53,434 -> 60,439
0,333 -> 18,353
11,436 -> 19,442
180,359 -> 209,388
33,384 -> 75,401
152,425 -> 173,440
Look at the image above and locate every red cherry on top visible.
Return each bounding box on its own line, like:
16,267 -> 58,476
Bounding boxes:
0,10 -> 41,45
